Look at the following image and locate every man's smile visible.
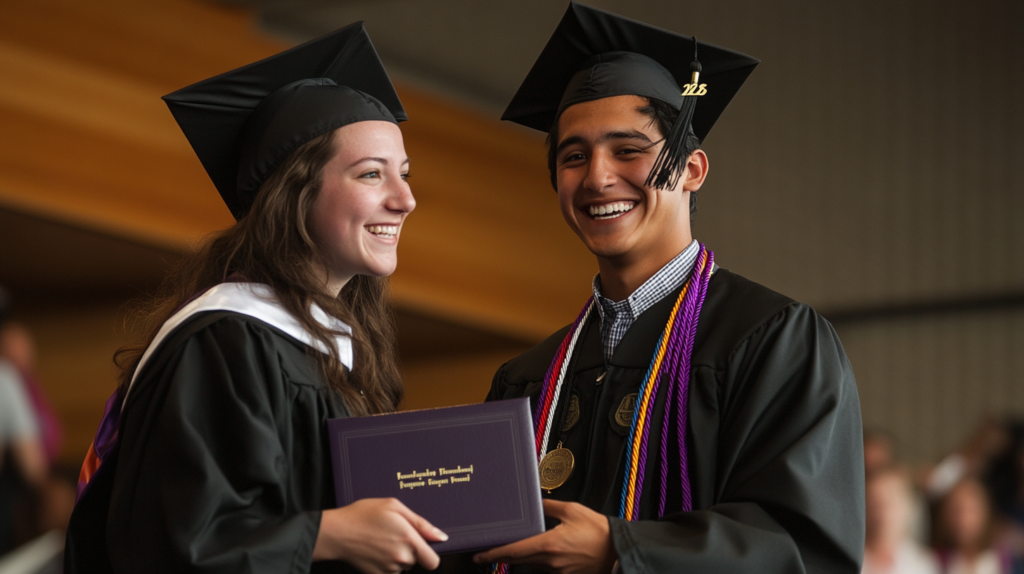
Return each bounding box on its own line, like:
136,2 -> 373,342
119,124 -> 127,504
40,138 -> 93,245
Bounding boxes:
586,200 -> 637,220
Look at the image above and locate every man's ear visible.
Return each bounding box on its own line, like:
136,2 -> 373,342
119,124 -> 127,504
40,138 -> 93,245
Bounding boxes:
681,149 -> 709,192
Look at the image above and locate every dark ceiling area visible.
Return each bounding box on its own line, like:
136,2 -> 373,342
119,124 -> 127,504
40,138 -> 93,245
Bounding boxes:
0,205 -> 533,358
0,207 -> 182,310
221,0 -> 573,111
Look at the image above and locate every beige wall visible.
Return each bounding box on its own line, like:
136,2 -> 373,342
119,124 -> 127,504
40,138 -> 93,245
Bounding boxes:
626,0 -> 1024,463
837,310 -> 1024,463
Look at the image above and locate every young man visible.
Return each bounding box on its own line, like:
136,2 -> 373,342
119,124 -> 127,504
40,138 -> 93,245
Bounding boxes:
474,4 -> 864,573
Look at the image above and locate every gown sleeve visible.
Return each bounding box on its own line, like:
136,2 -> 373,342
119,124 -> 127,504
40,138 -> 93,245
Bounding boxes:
610,303 -> 865,574
108,316 -> 322,574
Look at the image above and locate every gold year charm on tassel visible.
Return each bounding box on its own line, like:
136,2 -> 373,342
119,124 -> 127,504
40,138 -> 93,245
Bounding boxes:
538,442 -> 574,492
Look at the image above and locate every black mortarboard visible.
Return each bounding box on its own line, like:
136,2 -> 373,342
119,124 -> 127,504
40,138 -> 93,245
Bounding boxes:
163,22 -> 405,219
502,2 -> 758,189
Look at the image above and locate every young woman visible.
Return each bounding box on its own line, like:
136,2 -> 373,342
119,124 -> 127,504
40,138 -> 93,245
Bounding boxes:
64,24 -> 445,574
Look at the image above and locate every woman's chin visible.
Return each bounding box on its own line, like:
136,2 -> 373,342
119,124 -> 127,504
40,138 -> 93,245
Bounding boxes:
361,259 -> 399,278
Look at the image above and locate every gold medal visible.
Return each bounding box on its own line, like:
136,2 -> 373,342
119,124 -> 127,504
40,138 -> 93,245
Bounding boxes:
538,444 -> 575,492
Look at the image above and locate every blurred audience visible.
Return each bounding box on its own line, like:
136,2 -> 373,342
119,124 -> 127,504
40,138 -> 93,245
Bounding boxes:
868,418 -> 1024,574
863,465 -> 939,574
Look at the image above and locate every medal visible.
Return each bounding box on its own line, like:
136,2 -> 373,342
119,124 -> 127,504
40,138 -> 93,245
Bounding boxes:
538,442 -> 574,492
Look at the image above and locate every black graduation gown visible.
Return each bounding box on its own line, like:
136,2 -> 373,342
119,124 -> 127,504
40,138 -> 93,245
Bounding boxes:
65,311 -> 354,574
487,268 -> 865,573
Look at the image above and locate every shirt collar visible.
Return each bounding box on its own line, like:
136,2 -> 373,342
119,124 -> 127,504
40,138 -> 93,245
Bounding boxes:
592,239 -> 700,325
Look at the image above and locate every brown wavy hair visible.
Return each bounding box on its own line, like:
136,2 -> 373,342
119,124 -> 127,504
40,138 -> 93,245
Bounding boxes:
115,129 -> 403,416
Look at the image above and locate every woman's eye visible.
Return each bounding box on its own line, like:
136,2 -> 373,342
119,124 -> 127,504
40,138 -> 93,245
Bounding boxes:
401,172 -> 411,180
618,148 -> 642,156
360,171 -> 380,179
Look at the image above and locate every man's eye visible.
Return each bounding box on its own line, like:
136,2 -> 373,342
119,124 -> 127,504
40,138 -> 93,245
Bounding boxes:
618,148 -> 642,156
561,152 -> 586,164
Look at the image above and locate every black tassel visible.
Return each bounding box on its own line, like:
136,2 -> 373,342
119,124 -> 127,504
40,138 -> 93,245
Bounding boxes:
646,39 -> 703,191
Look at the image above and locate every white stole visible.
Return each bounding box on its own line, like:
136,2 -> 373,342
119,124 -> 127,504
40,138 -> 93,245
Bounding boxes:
123,282 -> 353,408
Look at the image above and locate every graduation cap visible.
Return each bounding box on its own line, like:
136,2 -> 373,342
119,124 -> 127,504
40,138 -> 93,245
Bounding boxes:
502,2 -> 759,190
164,22 -> 405,219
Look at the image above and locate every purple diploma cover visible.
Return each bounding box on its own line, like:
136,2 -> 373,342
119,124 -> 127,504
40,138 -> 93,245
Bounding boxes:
327,398 -> 544,553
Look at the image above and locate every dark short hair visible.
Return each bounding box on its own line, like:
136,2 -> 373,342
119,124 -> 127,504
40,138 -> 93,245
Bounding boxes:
545,97 -> 701,217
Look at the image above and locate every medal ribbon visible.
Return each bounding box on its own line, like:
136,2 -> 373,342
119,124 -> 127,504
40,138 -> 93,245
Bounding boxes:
495,301 -> 593,574
533,300 -> 594,459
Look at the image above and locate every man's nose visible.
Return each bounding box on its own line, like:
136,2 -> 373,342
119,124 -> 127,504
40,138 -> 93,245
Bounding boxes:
583,151 -> 614,191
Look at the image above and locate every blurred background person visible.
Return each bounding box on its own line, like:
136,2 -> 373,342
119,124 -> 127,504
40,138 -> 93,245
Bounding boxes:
0,314 -> 47,554
926,418 -> 1011,501
935,477 -> 1012,574
867,428 -> 932,546
863,465 -> 939,574
919,418 -> 1024,572
0,322 -> 63,467
983,421 -> 1024,571
0,311 -> 75,567
865,429 -> 898,476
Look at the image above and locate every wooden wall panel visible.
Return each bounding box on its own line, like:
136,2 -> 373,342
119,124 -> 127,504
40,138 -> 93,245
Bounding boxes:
17,304 -> 139,464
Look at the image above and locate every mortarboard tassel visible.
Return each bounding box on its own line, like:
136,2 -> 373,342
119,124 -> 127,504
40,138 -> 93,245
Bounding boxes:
646,39 -> 705,191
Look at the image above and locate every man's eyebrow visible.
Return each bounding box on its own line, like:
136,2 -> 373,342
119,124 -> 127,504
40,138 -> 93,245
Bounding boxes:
599,130 -> 654,145
346,157 -> 410,169
555,135 -> 585,156
555,130 -> 655,156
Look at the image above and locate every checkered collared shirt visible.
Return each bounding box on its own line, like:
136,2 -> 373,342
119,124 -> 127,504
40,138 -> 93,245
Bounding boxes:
592,240 -> 700,363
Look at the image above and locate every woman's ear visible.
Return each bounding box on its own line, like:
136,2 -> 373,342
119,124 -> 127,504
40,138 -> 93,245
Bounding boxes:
681,149 -> 709,192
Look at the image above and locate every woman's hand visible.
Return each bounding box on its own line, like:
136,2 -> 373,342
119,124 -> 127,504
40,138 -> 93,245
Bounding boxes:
314,498 -> 448,573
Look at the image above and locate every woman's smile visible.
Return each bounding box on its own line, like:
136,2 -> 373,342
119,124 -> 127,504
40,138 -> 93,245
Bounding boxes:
366,224 -> 400,240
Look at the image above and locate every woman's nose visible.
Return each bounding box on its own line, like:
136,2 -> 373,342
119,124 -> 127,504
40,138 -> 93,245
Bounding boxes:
387,177 -> 416,214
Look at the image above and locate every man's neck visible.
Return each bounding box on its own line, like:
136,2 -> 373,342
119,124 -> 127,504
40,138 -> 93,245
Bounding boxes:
596,236 -> 693,302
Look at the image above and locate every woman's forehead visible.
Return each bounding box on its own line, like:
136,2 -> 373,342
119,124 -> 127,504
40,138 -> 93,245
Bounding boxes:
331,121 -> 407,161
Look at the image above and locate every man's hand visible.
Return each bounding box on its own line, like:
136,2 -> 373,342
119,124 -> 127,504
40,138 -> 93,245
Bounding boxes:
473,499 -> 617,574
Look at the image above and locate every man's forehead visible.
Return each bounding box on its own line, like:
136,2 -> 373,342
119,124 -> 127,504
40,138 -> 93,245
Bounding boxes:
557,96 -> 656,144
